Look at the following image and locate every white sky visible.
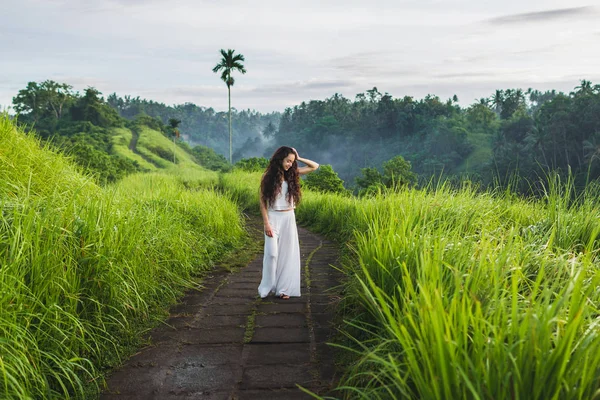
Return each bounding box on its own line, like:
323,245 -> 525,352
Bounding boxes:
1,0 -> 599,113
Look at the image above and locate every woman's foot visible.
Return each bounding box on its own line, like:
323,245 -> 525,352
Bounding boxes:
278,293 -> 290,299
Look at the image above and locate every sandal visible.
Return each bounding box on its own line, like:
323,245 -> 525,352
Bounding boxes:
279,294 -> 290,299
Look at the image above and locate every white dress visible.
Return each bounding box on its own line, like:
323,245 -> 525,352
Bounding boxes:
258,181 -> 301,298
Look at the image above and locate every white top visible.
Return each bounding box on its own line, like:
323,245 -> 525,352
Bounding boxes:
269,180 -> 295,211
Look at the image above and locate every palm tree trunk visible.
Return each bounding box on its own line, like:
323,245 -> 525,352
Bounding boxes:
228,85 -> 232,164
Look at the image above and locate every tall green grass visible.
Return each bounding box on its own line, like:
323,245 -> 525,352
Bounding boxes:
0,115 -> 244,399
221,170 -> 600,399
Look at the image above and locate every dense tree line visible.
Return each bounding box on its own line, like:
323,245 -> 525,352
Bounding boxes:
270,81 -> 600,192
12,78 -> 600,192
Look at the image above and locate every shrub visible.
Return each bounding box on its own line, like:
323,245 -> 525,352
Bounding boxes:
303,164 -> 348,194
234,157 -> 269,172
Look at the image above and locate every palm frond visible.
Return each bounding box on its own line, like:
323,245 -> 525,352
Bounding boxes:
220,70 -> 229,82
212,62 -> 225,73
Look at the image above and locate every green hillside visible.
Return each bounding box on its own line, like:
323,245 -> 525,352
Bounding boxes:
111,125 -> 204,172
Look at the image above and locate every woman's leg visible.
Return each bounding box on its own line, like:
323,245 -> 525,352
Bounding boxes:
274,211 -> 301,297
258,212 -> 279,298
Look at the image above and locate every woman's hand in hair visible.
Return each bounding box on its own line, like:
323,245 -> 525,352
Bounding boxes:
291,147 -> 299,159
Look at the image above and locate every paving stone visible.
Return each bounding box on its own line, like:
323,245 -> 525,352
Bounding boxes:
210,296 -> 255,305
310,303 -> 333,314
102,363 -> 170,396
148,391 -> 234,400
169,303 -> 207,315
257,302 -> 307,313
225,277 -> 261,284
225,282 -> 257,289
314,327 -> 336,342
156,316 -> 197,330
251,327 -> 310,343
243,343 -> 311,365
311,313 -> 337,329
240,365 -> 315,389
151,327 -> 245,345
216,288 -> 258,297
204,304 -> 254,315
177,293 -> 213,306
309,293 -> 337,304
236,388 -> 317,399
169,345 -> 244,366
236,271 -> 262,279
319,361 -> 338,384
192,315 -> 247,328
162,363 -> 242,393
108,344 -> 244,371
255,313 -> 307,328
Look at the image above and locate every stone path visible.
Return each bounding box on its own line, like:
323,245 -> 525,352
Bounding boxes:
100,216 -> 342,400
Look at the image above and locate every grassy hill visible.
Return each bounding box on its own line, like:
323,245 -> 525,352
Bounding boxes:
111,125 -> 202,170
112,125 -> 202,172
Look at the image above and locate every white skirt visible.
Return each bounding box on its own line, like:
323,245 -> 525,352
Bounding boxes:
258,210 -> 301,298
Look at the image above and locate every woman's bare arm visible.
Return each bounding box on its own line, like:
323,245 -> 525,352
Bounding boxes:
260,197 -> 273,237
293,149 -> 319,175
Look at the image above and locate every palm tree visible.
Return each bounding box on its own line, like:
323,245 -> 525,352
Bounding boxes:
574,79 -> 593,96
168,118 -> 181,163
491,89 -> 503,115
212,49 -> 246,163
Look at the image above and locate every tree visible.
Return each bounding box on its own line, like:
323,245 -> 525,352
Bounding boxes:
355,155 -> 417,195
262,121 -> 277,139
491,89 -> 503,116
12,80 -> 74,124
70,87 -> 121,128
355,167 -> 385,196
234,157 -> 269,172
191,145 -> 231,171
303,164 -> 347,194
466,102 -> 496,131
212,49 -> 247,163
168,118 -> 181,163
574,79 -> 593,96
382,155 -> 417,189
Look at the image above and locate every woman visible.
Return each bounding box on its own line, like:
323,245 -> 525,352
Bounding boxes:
258,146 -> 319,299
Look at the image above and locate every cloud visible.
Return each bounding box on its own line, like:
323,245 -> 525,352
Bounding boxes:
488,6 -> 595,25
51,76 -> 114,90
153,85 -> 224,98
330,52 -> 420,78
433,72 -> 495,79
250,79 -> 355,95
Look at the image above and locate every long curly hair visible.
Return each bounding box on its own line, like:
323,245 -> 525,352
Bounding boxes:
260,146 -> 301,208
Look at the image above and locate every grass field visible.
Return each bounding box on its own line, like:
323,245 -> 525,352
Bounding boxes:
5,108 -> 600,399
0,114 -> 244,399
220,170 -> 600,399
